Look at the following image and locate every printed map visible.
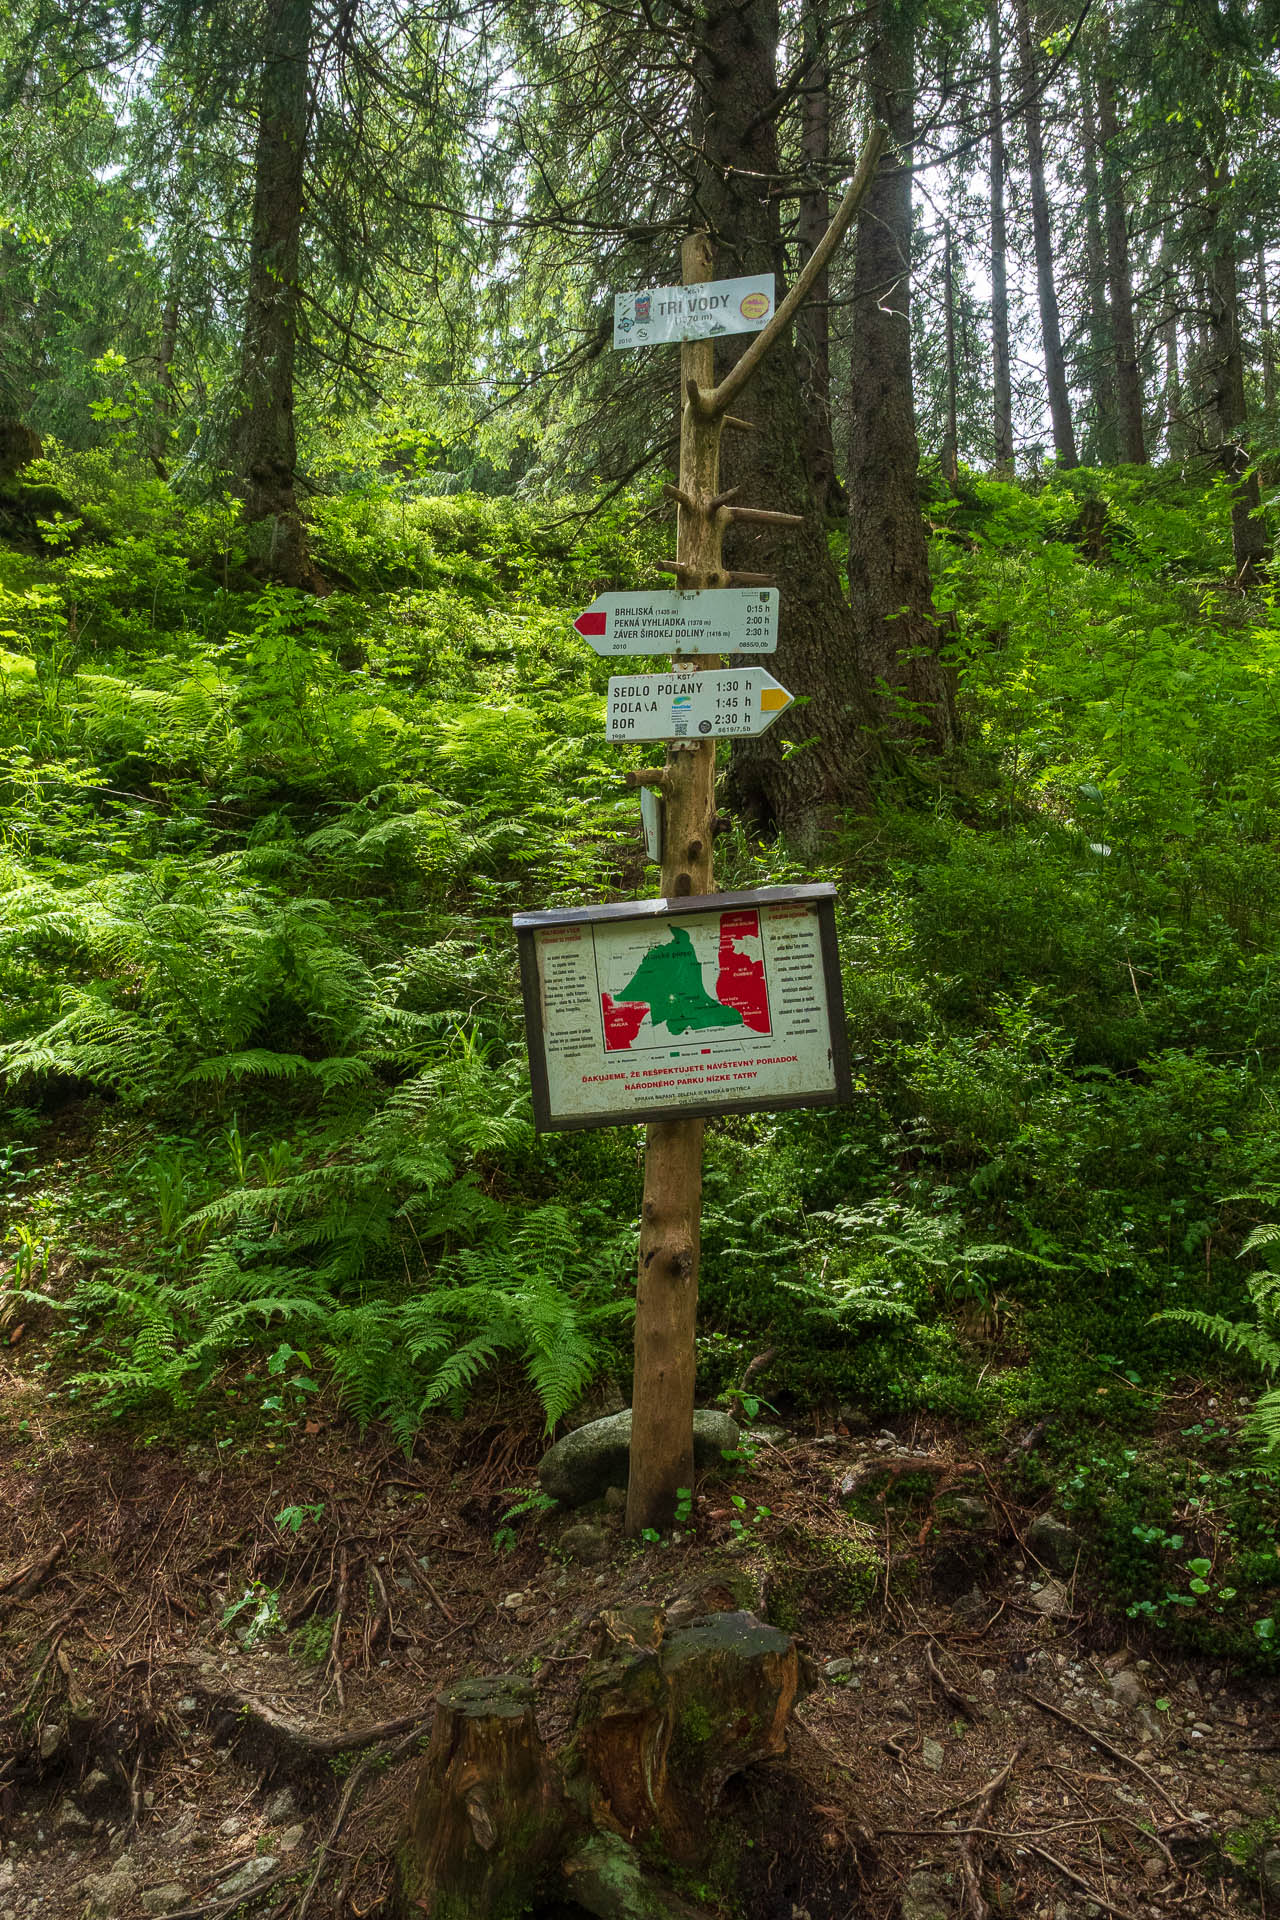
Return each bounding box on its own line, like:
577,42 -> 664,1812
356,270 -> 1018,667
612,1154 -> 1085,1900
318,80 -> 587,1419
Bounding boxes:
599,908 -> 771,1051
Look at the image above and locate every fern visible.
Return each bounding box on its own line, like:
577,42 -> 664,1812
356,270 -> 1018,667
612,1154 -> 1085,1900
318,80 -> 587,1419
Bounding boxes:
1160,1231 -> 1280,1455
321,1205 -> 632,1438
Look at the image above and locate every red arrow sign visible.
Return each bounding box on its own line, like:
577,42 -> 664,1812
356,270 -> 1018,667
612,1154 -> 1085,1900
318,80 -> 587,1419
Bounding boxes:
573,609 -> 608,637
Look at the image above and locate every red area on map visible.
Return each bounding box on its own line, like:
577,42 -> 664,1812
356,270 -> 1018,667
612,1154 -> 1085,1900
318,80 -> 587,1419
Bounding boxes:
601,993 -> 648,1049
715,910 -> 771,1033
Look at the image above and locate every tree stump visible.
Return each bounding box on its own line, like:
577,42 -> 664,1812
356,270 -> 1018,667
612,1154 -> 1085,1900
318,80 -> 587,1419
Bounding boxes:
397,1610 -> 807,1917
398,1677 -> 566,1918
572,1609 -> 801,1863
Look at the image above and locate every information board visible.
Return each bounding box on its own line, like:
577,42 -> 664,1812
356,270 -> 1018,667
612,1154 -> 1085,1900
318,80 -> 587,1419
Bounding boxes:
613,274 -> 775,349
573,587 -> 778,656
605,667 -> 792,740
513,885 -> 851,1131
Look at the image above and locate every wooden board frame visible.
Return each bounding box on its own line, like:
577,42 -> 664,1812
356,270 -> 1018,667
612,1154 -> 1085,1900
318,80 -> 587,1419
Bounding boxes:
513,883 -> 852,1133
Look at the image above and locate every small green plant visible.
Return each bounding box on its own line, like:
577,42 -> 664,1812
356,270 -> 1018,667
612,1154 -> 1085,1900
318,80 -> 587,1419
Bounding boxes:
492,1487 -> 556,1553
222,1581 -> 284,1645
275,1501 -> 325,1535
260,1342 -> 320,1418
727,1494 -> 772,1541
289,1613 -> 334,1664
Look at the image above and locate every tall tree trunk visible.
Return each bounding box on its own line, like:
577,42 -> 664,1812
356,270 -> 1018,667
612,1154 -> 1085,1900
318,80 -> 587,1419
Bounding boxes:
845,15 -> 956,753
1094,24 -> 1145,464
150,281 -> 180,479
988,0 -> 1014,473
795,0 -> 840,514
1079,62 -> 1118,464
1163,306 -> 1181,453
230,0 -> 312,586
706,0 -> 883,843
1259,247 -> 1276,417
1013,0 -> 1077,467
942,222 -> 959,484
1204,184 -> 1267,585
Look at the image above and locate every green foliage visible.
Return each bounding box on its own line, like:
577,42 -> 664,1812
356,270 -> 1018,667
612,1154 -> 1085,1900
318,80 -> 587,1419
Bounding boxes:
1160,1223 -> 1280,1456
3,456 -> 1280,1665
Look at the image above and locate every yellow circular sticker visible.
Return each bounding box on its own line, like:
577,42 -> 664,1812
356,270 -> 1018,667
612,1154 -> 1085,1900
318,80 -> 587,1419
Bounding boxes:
739,291 -> 770,320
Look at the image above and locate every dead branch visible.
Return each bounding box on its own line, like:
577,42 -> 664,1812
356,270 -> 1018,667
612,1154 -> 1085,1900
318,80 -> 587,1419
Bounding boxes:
926,1640 -> 987,1723
1024,1692 -> 1189,1821
1021,1841 -> 1142,1920
295,1716 -> 435,1920
183,1659 -> 432,1765
326,1546 -> 349,1710
0,1529 -> 79,1603
956,1743 -> 1024,1920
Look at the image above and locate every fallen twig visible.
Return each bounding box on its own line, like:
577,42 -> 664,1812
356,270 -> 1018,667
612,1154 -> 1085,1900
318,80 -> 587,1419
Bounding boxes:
294,1714 -> 435,1920
1021,1840 -> 1142,1920
0,1528 -> 80,1603
1025,1692 -> 1189,1822
957,1744 -> 1024,1919
156,1862 -> 297,1920
407,1554 -> 458,1624
926,1640 -> 986,1723
184,1658 -> 432,1762
326,1546 -> 349,1711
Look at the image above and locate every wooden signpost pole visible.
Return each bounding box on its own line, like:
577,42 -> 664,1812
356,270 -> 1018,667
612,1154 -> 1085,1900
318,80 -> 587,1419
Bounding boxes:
623,125 -> 886,1536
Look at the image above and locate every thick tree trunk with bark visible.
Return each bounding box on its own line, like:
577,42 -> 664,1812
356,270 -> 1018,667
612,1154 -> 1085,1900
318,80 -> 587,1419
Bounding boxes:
1095,31 -> 1145,464
1014,0 -> 1077,468
795,0 -> 840,514
1079,65 -> 1118,464
1204,197 -> 1267,586
689,0 -> 881,843
229,0 -> 312,586
988,1 -> 1014,473
845,20 -> 956,754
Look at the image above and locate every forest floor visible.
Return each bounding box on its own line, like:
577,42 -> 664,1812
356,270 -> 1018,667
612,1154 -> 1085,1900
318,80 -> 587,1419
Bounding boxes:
1,1352 -> 1275,1920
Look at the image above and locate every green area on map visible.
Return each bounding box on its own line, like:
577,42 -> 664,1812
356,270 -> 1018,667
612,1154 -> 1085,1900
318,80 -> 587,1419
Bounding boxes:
611,925 -> 744,1036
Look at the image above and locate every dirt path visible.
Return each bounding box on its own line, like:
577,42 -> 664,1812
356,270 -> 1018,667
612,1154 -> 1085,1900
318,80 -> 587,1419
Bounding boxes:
0,1379 -> 1274,1919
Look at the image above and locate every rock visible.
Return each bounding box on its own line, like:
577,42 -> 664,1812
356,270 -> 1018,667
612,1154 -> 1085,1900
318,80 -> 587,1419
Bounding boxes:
500,1591 -> 526,1610
1142,1857 -> 1163,1884
216,1858 -> 279,1898
953,1586 -> 990,1622
921,1736 -> 945,1771
218,1815 -> 243,1837
37,1723 -> 64,1762
601,1486 -> 628,1514
80,1768 -> 115,1807
1030,1578 -> 1071,1617
1027,1514 -> 1084,1574
1110,1668 -> 1144,1708
140,1888 -> 188,1916
262,1787 -> 297,1823
935,1493 -> 994,1529
81,1871 -> 138,1919
53,1801 -> 93,1837
538,1409 -> 740,1508
823,1657 -> 853,1680
901,1866 -> 954,1919
560,1523 -> 611,1567
1262,1848 -> 1280,1903
276,1823 -> 306,1852
750,1426 -> 790,1448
